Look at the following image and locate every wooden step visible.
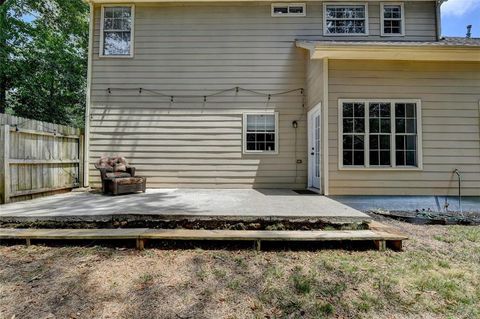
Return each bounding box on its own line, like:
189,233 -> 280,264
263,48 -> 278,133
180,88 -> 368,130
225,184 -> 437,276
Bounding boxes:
0,226 -> 407,251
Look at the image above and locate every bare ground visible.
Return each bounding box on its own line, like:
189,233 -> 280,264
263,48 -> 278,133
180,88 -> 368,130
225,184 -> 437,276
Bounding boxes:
0,218 -> 479,319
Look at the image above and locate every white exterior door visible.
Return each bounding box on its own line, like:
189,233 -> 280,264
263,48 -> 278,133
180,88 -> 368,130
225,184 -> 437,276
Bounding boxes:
308,104 -> 321,191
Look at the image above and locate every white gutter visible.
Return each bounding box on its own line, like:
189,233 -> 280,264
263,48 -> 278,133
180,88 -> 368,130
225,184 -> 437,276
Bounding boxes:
84,3 -> 94,187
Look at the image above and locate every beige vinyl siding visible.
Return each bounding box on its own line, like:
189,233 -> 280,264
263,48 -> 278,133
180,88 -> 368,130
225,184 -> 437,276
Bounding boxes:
90,2 -> 309,188
306,59 -> 324,111
89,1 -> 437,188
328,60 -> 480,196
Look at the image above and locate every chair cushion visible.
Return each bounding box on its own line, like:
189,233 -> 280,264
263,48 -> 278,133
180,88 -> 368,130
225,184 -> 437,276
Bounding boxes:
105,172 -> 131,179
115,177 -> 145,185
95,156 -> 129,172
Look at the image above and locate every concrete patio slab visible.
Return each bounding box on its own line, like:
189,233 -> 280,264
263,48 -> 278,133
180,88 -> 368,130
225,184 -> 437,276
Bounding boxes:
0,189 -> 370,224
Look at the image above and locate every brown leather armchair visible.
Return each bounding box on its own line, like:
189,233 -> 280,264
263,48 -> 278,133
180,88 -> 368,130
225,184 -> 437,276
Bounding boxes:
94,157 -> 146,195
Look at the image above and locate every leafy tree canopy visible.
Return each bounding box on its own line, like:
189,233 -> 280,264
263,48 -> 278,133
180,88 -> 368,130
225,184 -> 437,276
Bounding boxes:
0,0 -> 89,127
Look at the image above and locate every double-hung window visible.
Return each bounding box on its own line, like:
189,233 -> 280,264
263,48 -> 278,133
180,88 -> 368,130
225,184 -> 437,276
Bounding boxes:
381,3 -> 404,36
243,113 -> 278,154
339,100 -> 422,169
324,3 -> 368,35
101,5 -> 134,57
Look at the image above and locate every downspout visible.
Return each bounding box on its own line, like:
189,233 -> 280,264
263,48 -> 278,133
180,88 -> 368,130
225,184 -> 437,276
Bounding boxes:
436,0 -> 447,40
84,2 -> 94,187
453,169 -> 462,214
322,58 -> 329,195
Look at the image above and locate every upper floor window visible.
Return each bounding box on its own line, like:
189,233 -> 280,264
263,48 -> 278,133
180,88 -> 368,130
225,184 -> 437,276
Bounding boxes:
324,3 -> 368,35
271,3 -> 306,17
339,99 -> 422,169
243,113 -> 278,154
101,5 -> 134,57
381,3 -> 404,36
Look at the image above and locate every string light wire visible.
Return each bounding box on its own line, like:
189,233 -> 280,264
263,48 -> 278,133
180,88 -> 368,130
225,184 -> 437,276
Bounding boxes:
106,86 -> 304,102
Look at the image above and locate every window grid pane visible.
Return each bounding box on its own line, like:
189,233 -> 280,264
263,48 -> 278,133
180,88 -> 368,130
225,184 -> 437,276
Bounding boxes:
369,103 -> 391,166
245,114 -> 276,152
383,5 -> 402,34
342,102 -> 365,166
103,7 -> 132,56
326,5 -> 366,34
395,103 -> 417,166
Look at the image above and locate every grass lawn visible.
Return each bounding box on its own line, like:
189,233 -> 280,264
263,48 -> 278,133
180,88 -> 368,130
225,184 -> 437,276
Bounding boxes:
0,218 -> 479,319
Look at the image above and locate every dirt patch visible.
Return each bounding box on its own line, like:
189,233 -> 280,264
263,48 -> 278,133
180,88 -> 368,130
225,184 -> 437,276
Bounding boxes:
0,217 -> 479,319
370,210 -> 480,225
0,218 -> 369,231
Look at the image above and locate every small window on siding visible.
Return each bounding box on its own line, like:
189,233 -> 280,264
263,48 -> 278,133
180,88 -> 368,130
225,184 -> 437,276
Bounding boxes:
324,4 -> 368,35
272,3 -> 306,17
243,113 -> 279,153
339,100 -> 422,169
381,3 -> 404,36
101,6 -> 134,57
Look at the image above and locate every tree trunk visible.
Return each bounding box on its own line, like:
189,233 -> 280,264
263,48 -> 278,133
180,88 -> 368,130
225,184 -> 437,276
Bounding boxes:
0,81 -> 6,114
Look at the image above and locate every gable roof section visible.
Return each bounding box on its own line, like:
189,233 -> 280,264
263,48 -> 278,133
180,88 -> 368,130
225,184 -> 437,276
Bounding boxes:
296,37 -> 480,62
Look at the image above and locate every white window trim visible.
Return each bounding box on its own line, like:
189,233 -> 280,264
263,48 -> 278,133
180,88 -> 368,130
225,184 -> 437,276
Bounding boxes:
271,3 -> 306,17
99,4 -> 135,58
323,2 -> 369,36
338,99 -> 423,171
380,2 -> 405,37
242,112 -> 279,155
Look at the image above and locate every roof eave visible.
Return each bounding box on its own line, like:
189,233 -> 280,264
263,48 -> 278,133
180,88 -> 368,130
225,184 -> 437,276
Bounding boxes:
86,0 -> 435,3
296,41 -> 480,62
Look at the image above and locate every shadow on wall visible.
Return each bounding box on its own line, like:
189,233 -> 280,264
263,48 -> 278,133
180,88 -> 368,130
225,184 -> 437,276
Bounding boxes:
90,91 -> 309,189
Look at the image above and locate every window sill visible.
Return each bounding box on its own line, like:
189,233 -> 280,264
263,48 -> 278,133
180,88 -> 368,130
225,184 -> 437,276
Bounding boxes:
99,56 -> 134,59
380,34 -> 405,37
322,33 -> 369,37
338,166 -> 422,171
243,152 -> 279,155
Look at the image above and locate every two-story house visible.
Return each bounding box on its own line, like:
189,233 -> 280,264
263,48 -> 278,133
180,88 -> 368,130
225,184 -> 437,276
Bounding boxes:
84,0 -> 480,196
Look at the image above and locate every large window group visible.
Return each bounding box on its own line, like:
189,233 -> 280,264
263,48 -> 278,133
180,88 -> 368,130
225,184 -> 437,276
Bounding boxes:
324,4 -> 368,35
339,100 -> 421,169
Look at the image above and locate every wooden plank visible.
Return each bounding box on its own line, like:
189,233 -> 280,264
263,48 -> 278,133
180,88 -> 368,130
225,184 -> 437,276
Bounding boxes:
136,238 -> 146,250
374,240 -> 387,251
0,228 -> 408,241
10,185 -> 75,197
141,229 -> 407,241
0,114 -> 81,203
79,134 -> 85,187
0,228 -> 149,240
2,125 -> 10,203
0,124 -> 4,204
10,127 -> 80,139
0,228 -> 406,251
9,159 -> 80,165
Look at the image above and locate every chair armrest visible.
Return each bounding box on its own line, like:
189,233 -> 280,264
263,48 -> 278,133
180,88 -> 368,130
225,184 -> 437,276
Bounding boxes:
98,168 -> 108,181
126,166 -> 136,177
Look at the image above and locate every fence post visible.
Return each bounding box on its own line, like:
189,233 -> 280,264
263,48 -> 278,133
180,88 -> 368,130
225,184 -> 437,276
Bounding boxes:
79,133 -> 85,187
1,124 -> 10,203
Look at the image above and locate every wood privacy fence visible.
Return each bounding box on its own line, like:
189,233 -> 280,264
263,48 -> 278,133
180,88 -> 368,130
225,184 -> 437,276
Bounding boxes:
0,114 -> 84,204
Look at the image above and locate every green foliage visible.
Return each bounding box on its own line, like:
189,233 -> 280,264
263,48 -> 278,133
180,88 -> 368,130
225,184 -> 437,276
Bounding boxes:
1,0 -> 89,127
291,267 -> 315,294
